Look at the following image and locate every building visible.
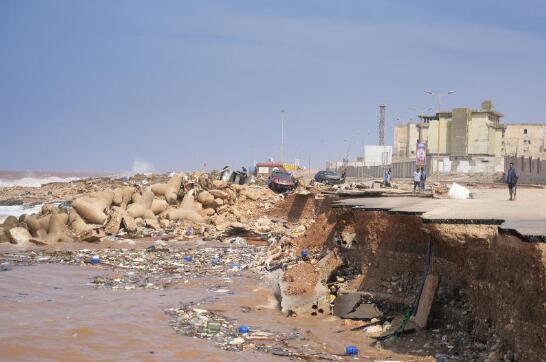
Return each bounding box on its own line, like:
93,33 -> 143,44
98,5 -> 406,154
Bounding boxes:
394,101 -> 509,159
503,124 -> 546,156
362,145 -> 392,166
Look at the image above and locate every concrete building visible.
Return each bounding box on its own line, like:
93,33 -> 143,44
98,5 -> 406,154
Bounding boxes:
362,145 -> 392,166
393,123 -> 419,161
503,124 -> 546,156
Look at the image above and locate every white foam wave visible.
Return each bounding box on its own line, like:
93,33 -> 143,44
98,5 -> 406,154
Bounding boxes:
0,204 -> 43,223
0,177 -> 80,188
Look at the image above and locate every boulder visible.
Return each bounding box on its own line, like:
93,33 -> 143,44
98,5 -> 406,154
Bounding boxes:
209,189 -> 229,200
2,215 -> 18,228
104,207 -> 123,235
8,227 -> 32,245
122,214 -> 137,233
197,191 -> 215,206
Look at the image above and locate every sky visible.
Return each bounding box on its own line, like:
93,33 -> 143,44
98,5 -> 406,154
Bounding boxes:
2,0 -> 546,173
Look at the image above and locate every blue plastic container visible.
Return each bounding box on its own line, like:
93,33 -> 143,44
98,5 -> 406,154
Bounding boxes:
238,325 -> 250,334
211,256 -> 221,265
90,255 -> 100,265
300,249 -> 308,258
183,255 -> 193,262
345,345 -> 359,356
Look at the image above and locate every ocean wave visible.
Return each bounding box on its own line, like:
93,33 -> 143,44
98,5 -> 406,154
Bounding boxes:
0,204 -> 43,223
0,177 -> 80,188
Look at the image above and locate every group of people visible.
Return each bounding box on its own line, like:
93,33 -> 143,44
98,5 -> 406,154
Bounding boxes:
383,167 -> 428,191
413,167 -> 427,192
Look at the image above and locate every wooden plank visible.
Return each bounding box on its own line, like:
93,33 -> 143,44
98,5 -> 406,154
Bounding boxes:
412,274 -> 439,328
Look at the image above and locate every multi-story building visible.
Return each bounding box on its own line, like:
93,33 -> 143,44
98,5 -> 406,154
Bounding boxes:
503,124 -> 546,156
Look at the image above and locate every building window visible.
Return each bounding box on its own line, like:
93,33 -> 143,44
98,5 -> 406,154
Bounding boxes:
524,129 -> 528,134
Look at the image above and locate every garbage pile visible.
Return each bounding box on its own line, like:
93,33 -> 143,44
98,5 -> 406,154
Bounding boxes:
166,305 -> 344,360
0,172 -> 295,247
0,243 -> 267,290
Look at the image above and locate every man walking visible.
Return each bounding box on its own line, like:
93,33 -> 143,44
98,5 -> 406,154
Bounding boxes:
413,168 -> 421,193
506,162 -> 519,200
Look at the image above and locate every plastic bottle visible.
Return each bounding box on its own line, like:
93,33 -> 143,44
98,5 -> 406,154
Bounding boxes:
345,345 -> 359,356
90,255 -> 100,265
300,249 -> 308,259
238,325 -> 250,334
183,255 -> 193,262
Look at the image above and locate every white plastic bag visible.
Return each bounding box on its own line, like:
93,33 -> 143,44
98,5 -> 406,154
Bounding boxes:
447,182 -> 470,200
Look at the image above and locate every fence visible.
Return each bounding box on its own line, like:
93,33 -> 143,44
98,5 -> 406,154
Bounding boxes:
329,160 -> 418,179
505,156 -> 546,184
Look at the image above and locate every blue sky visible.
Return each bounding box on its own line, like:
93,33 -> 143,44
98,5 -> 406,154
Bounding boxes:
2,0 -> 546,172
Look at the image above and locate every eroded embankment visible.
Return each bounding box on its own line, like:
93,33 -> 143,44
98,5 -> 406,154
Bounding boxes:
289,201 -> 546,361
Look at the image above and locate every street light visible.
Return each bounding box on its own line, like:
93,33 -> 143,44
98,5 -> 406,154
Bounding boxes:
280,110 -> 286,162
424,90 -> 455,175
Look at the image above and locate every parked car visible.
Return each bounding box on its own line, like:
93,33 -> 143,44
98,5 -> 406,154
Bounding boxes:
268,170 -> 297,192
314,170 -> 345,185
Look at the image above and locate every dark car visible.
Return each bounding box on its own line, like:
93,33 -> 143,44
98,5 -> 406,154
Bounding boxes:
268,170 -> 297,192
314,170 -> 345,185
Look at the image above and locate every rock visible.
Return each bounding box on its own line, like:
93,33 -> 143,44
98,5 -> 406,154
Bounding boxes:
122,214 -> 137,233
212,180 -> 228,189
364,325 -> 384,335
72,198 -> 107,225
2,215 -> 19,228
318,249 -> 343,282
197,191 -> 215,206
209,189 -> 229,200
242,189 -> 261,201
126,191 -> 154,218
8,227 -> 32,245
145,218 -> 161,230
69,209 -> 92,235
104,207 -> 123,235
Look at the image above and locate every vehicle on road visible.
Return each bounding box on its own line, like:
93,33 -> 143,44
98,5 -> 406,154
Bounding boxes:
268,170 -> 297,192
314,170 -> 345,185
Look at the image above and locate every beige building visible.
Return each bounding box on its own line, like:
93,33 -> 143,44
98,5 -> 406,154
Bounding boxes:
503,124 -> 546,156
393,101 -> 538,159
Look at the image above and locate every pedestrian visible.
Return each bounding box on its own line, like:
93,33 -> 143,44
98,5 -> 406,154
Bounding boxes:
506,162 -> 519,200
420,167 -> 427,191
413,168 -> 421,193
383,168 -> 392,187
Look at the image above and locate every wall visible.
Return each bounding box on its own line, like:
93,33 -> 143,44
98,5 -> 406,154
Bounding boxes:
363,145 -> 392,165
505,156 -> 546,184
393,125 -> 408,161
430,156 -> 504,174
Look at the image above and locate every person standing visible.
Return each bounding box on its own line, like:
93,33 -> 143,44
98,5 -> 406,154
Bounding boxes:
413,168 -> 422,193
420,167 -> 427,191
383,168 -> 392,187
506,162 -> 519,200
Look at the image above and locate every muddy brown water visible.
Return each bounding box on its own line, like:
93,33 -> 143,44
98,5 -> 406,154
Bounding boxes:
0,259 -> 424,361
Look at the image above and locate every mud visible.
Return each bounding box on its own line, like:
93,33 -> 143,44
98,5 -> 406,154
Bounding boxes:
293,207 -> 546,361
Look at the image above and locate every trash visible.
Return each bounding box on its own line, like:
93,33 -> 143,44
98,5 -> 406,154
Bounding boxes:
300,249 -> 308,259
183,255 -> 193,262
238,325 -> 250,334
90,255 -> 101,265
345,345 -> 359,356
447,182 -> 471,200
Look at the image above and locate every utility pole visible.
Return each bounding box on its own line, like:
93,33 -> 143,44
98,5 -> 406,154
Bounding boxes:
379,104 -> 386,146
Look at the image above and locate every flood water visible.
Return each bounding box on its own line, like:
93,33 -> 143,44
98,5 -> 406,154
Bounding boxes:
0,261 -> 422,361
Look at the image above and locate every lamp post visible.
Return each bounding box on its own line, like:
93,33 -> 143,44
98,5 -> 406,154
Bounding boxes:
424,90 -> 455,174
280,110 -> 286,162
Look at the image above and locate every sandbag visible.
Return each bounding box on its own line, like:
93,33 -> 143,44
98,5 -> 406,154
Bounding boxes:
167,208 -> 205,223
72,198 -> 107,225
89,190 -> 115,210
126,191 -> 154,218
44,213 -> 72,243
151,183 -> 168,196
165,173 -> 183,204
2,215 -> 18,228
69,209 -> 92,235
151,199 -> 168,215
143,209 -> 156,220
26,214 -> 51,235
